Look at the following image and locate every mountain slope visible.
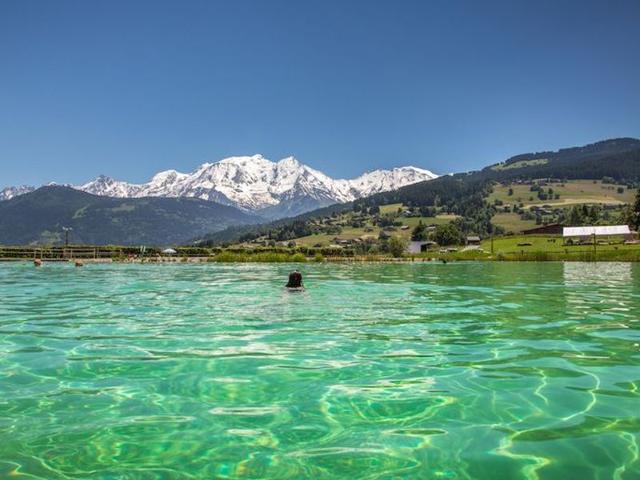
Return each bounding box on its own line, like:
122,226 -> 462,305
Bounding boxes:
352,138 -> 640,206
481,137 -> 640,181
1,155 -> 438,217
0,186 -> 260,246
199,137 -> 640,245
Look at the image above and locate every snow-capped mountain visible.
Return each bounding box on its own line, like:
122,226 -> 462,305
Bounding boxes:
0,185 -> 36,201
2,155 -> 438,218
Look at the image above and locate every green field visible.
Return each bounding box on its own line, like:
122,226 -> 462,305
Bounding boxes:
479,234 -> 639,257
489,212 -> 536,233
246,188 -> 637,255
293,233 -> 344,247
488,180 -> 633,207
379,203 -> 403,214
481,235 -> 566,253
402,214 -> 459,227
490,158 -> 548,171
292,210 -> 459,247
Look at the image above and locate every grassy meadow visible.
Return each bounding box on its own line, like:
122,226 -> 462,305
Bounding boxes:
488,180 -> 633,207
478,235 -> 640,262
292,214 -> 459,247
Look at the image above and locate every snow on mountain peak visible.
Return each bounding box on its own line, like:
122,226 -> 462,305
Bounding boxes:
149,170 -> 188,188
79,175 -> 132,196
277,156 -> 301,167
2,155 -> 438,217
0,185 -> 36,201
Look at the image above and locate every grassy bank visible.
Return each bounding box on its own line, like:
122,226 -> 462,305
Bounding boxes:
2,234 -> 639,263
208,251 -> 316,263
478,234 -> 640,261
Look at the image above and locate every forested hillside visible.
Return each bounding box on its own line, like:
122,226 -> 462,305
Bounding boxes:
199,138 -> 640,245
0,186 -> 260,245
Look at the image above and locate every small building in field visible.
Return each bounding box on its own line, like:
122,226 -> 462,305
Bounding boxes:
523,224 -> 563,235
466,235 -> 481,245
603,204 -> 620,210
407,240 -> 437,253
333,237 -> 358,246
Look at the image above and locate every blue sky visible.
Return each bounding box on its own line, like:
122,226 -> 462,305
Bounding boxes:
1,0 -> 639,187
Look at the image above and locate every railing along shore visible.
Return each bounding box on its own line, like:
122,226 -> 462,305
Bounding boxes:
0,246 -> 121,260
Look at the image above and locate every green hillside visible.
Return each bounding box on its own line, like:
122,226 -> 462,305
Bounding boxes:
199,138 -> 640,246
0,186 -> 260,246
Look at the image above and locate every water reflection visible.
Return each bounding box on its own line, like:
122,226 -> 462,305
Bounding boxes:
563,261 -> 632,287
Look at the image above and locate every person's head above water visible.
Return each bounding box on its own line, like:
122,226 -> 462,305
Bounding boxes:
286,270 -> 303,288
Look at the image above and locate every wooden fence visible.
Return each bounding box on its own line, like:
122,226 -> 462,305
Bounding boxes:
0,246 -> 121,260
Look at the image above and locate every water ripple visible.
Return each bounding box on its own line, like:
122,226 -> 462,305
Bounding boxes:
0,262 -> 639,479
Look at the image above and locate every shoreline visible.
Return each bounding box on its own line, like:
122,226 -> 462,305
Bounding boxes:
3,233 -> 639,264
1,255 -> 639,264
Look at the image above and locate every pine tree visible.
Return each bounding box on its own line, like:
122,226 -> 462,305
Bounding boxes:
411,221 -> 427,241
388,236 -> 408,258
568,205 -> 583,226
631,189 -> 640,230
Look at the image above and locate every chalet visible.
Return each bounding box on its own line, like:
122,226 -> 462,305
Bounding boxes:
332,237 -> 356,246
530,206 -> 554,215
466,236 -> 481,245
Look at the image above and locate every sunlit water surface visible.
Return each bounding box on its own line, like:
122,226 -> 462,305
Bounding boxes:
1,262 -> 639,479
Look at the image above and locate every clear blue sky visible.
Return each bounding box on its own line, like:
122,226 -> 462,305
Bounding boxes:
1,0 -> 639,187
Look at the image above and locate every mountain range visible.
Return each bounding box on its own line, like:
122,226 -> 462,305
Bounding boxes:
2,138 -> 637,247
0,155 -> 438,219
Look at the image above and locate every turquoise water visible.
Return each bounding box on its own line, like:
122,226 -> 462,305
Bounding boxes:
1,262 -> 639,479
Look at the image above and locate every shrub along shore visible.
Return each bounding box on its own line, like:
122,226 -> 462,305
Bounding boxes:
1,236 -> 640,262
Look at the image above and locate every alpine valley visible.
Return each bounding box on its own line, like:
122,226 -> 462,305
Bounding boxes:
0,138 -> 638,247
0,155 -> 438,219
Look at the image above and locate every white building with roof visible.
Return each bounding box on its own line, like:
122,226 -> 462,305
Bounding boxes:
562,225 -> 631,237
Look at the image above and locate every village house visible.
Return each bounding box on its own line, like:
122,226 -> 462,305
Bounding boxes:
466,235 -> 481,245
407,240 -> 437,253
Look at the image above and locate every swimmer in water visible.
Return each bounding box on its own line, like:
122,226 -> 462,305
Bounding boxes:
286,270 -> 303,289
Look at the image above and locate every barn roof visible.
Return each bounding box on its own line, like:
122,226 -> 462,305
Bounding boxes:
562,225 -> 631,237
